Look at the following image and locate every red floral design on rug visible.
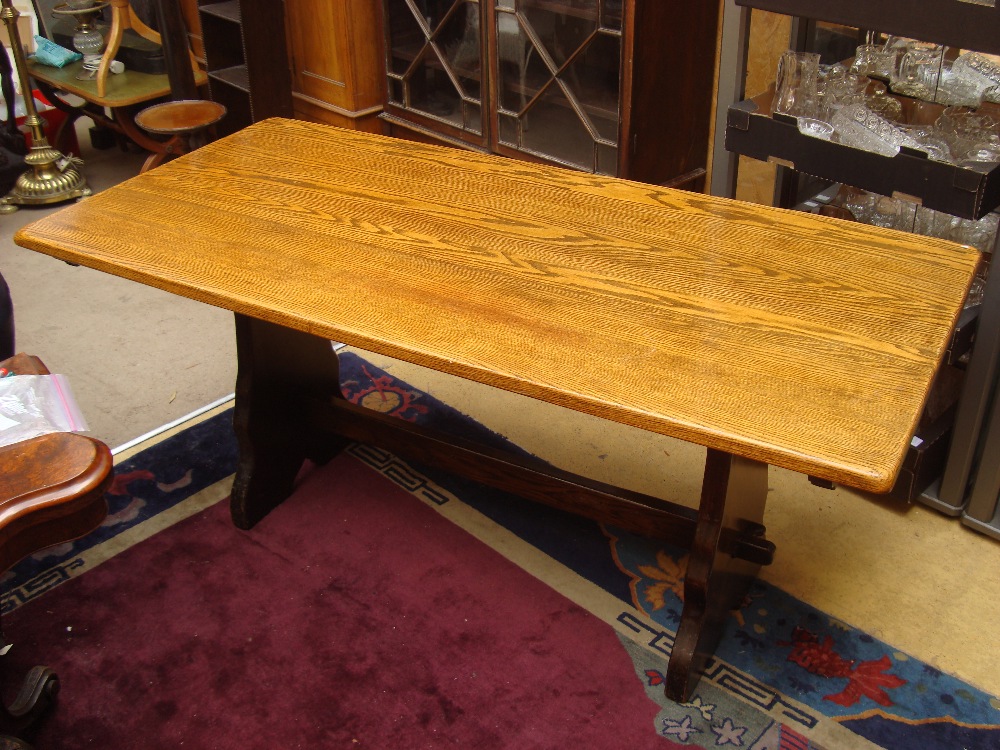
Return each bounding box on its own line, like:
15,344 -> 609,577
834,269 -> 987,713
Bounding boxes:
782,626 -> 907,707
342,363 -> 429,421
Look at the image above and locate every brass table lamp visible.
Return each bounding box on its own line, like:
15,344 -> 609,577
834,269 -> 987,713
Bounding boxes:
0,0 -> 90,214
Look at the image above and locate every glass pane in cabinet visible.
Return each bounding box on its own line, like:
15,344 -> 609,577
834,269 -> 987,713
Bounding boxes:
384,0 -> 484,136
601,0 -> 623,30
596,142 -> 618,175
515,0 -> 617,30
495,1 -> 621,174
385,0 -> 425,76
509,79 -> 613,173
564,29 -> 620,142
388,78 -> 404,105
463,101 -> 482,131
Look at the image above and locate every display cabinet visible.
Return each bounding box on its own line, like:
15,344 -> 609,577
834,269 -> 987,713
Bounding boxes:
724,4 -> 1000,220
197,0 -> 293,137
715,0 -> 1000,519
380,0 -> 721,188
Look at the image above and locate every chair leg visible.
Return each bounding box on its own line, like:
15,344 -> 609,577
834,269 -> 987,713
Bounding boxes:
0,623 -> 58,736
0,272 -> 13,361
0,647 -> 59,736
0,667 -> 58,735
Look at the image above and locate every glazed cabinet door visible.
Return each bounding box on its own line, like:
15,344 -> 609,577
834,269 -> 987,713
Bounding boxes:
490,0 -> 623,174
285,0 -> 383,130
382,0 -> 488,146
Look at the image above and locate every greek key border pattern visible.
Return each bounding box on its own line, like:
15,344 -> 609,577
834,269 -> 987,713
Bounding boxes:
347,443 -> 452,506
616,611 -> 818,731
2,557 -> 86,614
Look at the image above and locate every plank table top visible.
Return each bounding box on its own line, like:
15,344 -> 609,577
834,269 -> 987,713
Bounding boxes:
15,118 -> 979,492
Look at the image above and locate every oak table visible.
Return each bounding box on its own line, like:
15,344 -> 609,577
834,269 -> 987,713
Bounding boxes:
14,118 -> 979,702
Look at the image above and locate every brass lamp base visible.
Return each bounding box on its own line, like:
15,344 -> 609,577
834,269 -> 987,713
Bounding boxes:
0,144 -> 91,214
1,0 -> 91,214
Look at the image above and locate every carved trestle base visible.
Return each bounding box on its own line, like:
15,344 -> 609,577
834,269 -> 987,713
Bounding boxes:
229,314 -> 774,702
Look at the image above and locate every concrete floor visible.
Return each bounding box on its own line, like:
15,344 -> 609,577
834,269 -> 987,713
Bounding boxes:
2,121 -> 999,701
2,131 -> 237,450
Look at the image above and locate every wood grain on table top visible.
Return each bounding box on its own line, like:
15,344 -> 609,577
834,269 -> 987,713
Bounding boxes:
15,118 -> 980,492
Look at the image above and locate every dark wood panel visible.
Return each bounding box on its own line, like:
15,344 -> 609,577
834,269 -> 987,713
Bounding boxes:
624,0 -> 721,186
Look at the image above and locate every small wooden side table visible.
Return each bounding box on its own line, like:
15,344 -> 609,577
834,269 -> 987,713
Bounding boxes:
26,58 -> 210,160
134,99 -> 227,172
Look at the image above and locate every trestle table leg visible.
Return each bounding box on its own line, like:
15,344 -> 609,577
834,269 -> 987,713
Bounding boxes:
230,314 -> 347,529
665,448 -> 769,702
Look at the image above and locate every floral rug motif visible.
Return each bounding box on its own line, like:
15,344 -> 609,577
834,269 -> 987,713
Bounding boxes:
5,351 -> 999,749
610,526 -> 1000,748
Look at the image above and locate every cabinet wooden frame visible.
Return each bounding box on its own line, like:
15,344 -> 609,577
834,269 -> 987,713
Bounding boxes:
284,0 -> 384,131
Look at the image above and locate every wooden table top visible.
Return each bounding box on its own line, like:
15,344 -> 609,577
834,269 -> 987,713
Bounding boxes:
27,59 -> 209,108
15,118 -> 979,492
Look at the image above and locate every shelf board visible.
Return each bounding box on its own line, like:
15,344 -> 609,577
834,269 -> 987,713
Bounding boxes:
517,0 -> 622,27
209,65 -> 250,94
200,1 -> 241,24
725,97 -> 1000,220
736,0 -> 1000,56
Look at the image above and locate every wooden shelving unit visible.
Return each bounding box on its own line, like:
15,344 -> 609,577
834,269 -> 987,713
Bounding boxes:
198,0 -> 293,137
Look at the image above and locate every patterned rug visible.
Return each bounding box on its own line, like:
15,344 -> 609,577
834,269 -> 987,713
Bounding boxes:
4,351 -> 998,749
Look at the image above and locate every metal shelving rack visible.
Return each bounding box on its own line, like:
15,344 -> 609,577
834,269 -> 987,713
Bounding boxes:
711,0 -> 1000,532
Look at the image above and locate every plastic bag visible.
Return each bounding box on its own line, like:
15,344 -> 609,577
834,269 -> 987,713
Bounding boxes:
32,37 -> 82,68
0,374 -> 89,448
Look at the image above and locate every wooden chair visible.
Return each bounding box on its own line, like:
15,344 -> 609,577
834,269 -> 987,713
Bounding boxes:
94,0 -> 200,99
0,354 -> 112,740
